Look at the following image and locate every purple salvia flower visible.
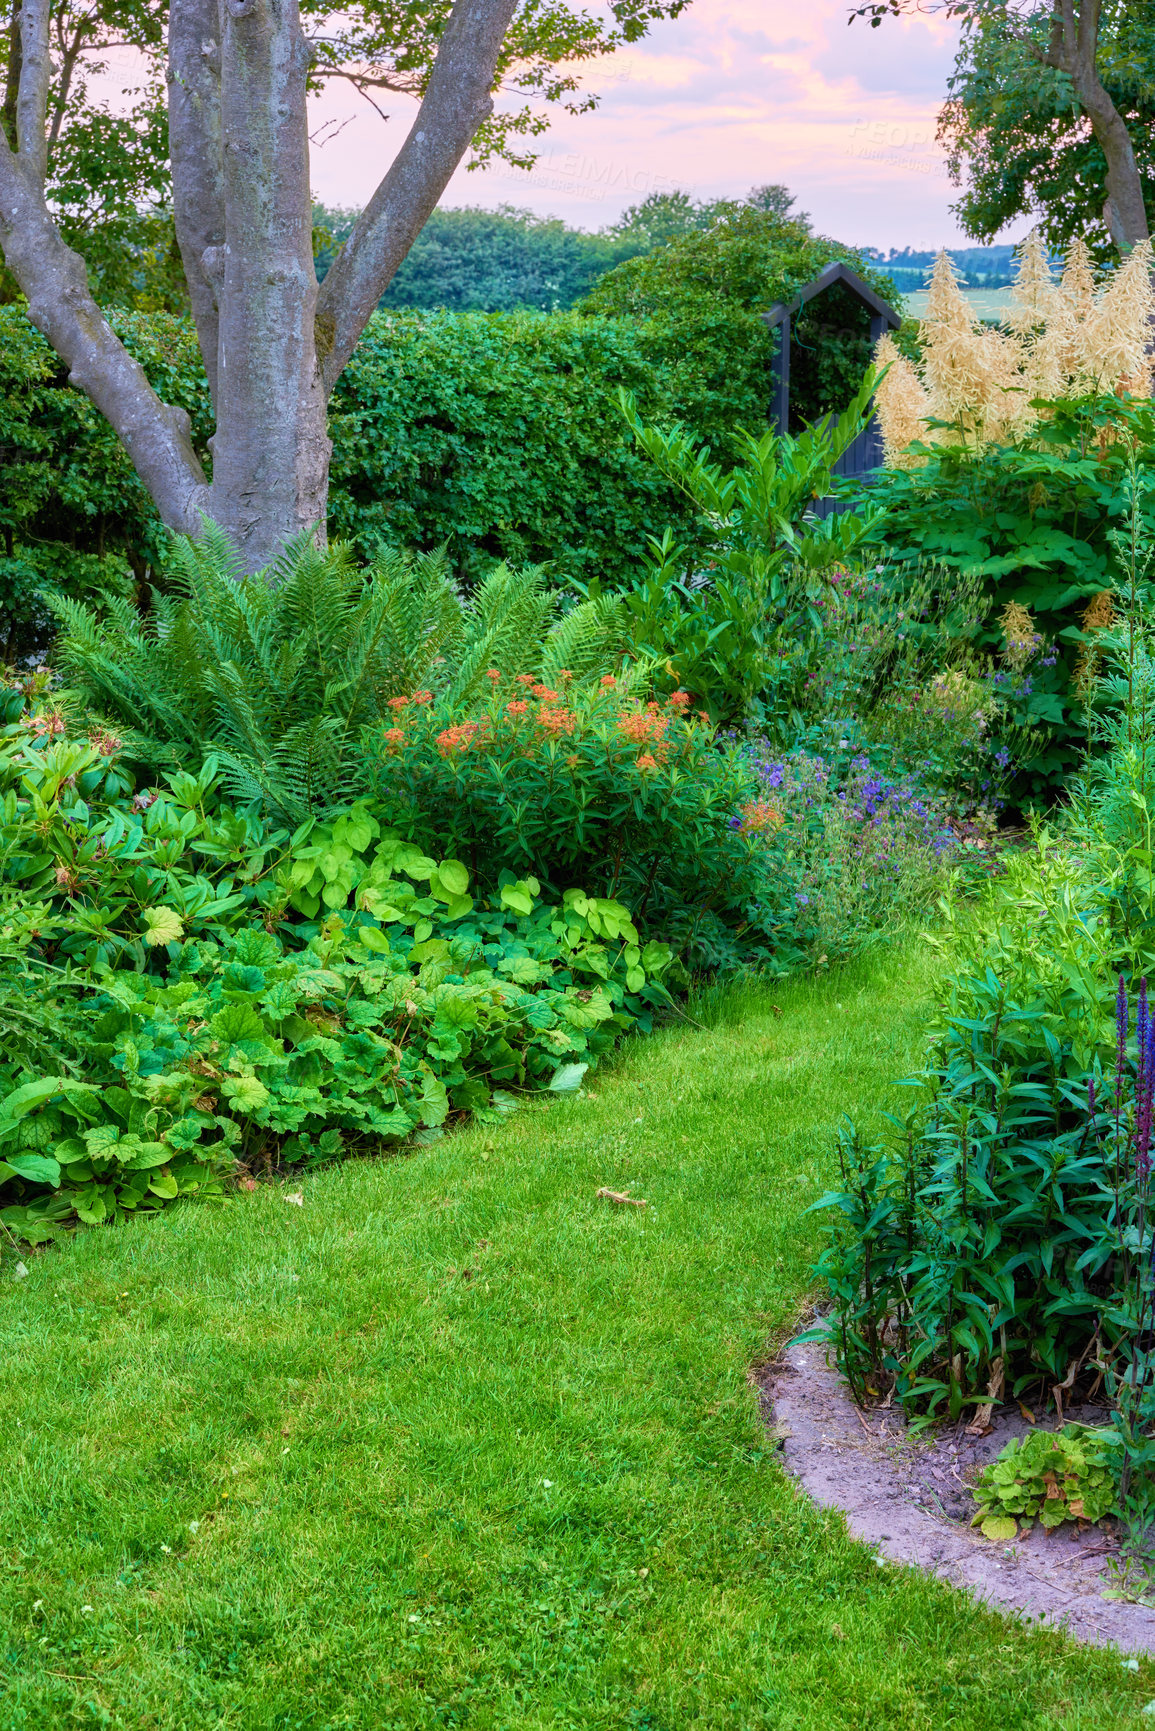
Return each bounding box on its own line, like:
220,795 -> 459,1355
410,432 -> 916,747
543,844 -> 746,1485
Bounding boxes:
1118,974 -> 1129,1078
1137,978 -> 1149,1124
1138,1012 -> 1155,1180
1089,1076 -> 1096,1118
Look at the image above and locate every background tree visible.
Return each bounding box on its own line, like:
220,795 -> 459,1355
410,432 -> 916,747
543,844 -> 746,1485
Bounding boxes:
313,201 -> 645,312
853,0 -> 1152,251
0,0 -> 688,569
606,183 -> 810,249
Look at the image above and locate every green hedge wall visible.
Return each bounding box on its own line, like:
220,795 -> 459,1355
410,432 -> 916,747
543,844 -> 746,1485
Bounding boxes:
0,304 -> 777,660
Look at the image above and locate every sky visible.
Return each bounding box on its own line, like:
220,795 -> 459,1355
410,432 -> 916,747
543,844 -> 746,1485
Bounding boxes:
306,0 -> 1030,252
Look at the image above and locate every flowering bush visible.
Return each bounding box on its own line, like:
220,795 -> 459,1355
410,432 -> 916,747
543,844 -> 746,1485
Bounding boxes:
359,671 -> 771,965
734,745 -> 963,965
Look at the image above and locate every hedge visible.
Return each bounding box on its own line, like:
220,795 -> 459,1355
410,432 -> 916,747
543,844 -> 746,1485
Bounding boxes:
0,304 -> 776,660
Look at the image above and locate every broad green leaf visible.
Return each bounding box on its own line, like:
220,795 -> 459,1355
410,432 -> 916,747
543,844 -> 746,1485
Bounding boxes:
3,1153 -> 60,1186
221,1076 -> 271,1113
118,1141 -> 172,1171
142,906 -> 184,946
549,1063 -> 588,1093
980,1515 -> 1018,1543
358,924 -> 392,954
0,1078 -> 70,1122
437,859 -> 470,898
210,1003 -> 267,1045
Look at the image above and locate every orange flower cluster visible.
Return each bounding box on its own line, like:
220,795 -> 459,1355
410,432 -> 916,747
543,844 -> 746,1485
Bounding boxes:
506,700 -> 530,717
636,753 -> 658,772
436,721 -> 482,757
736,799 -> 784,834
412,690 -> 433,706
531,684 -> 560,700
537,704 -> 575,736
384,727 -> 406,748
388,696 -> 409,712
617,710 -> 663,746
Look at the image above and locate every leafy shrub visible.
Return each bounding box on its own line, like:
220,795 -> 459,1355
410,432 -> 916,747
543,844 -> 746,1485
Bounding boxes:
971,1426 -> 1119,1541
0,865 -> 666,1240
803,842 -> 1130,1422
858,389 -> 1155,795
357,672 -> 770,965
581,204 -> 901,433
0,682 -> 671,1239
595,387 -> 881,726
49,534 -> 629,821
734,748 -> 962,967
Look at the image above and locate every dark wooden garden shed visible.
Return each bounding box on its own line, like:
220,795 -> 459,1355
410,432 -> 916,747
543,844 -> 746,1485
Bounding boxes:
762,260 -> 902,484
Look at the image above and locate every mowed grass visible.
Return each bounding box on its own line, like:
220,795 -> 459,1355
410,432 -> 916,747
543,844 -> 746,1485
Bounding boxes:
0,945 -> 1148,1729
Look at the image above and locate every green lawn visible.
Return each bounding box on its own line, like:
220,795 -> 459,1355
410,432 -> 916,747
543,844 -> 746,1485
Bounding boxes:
0,945 -> 1148,1729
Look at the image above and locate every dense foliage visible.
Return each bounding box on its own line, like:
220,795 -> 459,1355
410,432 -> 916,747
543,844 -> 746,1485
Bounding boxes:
313,203 -> 645,314
938,1 -> 1155,258
48,535 -> 631,821
806,580 -> 1155,1527
0,304 -> 778,660
859,393 -> 1155,793
0,679 -> 671,1239
582,205 -> 903,432
359,678 -> 772,968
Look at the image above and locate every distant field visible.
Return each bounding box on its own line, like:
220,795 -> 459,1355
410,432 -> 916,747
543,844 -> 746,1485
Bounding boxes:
902,286 -> 1016,322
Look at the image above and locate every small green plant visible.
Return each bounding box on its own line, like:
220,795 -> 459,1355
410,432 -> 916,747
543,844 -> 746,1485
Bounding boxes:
970,1425 -> 1119,1541
602,380 -> 885,726
0,850 -> 670,1237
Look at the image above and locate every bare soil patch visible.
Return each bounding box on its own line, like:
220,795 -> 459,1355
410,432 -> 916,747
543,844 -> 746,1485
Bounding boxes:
761,1334 -> 1155,1653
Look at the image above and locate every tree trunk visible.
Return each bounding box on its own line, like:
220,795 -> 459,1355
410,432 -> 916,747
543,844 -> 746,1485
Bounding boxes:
1042,0 -> 1149,250
0,0 -> 522,572
207,0 -> 330,567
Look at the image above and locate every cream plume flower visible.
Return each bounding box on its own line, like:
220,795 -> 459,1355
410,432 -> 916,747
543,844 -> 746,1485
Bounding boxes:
874,232 -> 1155,468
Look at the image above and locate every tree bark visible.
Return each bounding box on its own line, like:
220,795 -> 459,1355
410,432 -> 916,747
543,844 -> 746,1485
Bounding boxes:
1040,0 -> 1149,248
168,0 -> 226,402
0,0 -> 209,531
0,0 -> 526,570
208,0 -> 329,569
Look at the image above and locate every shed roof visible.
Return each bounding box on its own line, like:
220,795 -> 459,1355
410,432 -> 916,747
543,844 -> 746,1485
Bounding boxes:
760,260 -> 902,331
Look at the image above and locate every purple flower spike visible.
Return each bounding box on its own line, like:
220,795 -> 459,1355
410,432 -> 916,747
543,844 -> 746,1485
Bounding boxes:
1118,974 -> 1129,1072
1138,979 -> 1150,1118
1138,1011 -> 1155,1181
1089,1076 -> 1096,1118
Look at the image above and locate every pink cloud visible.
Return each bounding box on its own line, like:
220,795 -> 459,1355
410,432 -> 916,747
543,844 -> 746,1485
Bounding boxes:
307,0 -> 1031,249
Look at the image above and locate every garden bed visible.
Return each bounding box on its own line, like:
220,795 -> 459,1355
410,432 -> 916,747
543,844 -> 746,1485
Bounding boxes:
762,1330 -> 1155,1654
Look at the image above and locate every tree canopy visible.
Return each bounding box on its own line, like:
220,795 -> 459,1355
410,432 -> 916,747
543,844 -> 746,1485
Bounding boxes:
851,0 -> 1151,250
939,0 -> 1155,257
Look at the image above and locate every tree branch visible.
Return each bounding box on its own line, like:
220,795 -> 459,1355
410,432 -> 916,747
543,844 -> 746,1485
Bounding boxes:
314,0 -> 518,391
168,0 -> 226,402
16,0 -> 49,184
0,140 -> 209,530
47,19 -> 89,151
